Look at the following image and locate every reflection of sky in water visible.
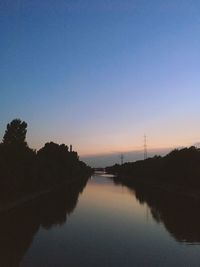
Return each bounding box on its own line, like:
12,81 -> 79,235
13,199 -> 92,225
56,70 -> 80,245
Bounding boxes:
21,174 -> 200,267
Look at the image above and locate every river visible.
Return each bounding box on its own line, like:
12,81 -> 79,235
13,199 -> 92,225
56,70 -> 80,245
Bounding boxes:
1,173 -> 200,266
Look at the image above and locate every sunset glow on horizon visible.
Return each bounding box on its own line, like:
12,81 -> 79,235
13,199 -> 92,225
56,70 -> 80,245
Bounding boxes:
1,1 -> 200,165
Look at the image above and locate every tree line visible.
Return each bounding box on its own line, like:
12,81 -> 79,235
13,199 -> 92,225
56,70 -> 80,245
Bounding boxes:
0,119 -> 92,202
106,146 -> 200,189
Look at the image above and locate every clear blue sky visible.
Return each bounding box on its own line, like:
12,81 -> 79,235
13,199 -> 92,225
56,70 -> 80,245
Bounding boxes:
0,0 -> 200,163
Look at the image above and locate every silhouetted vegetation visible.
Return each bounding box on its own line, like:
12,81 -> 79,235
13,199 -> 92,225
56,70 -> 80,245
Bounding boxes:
2,119 -> 28,146
106,146 -> 200,192
107,145 -> 200,244
0,119 -> 92,205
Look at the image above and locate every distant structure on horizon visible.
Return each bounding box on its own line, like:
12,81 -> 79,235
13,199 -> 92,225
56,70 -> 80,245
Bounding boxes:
120,153 -> 124,165
144,135 -> 147,160
70,144 -> 73,152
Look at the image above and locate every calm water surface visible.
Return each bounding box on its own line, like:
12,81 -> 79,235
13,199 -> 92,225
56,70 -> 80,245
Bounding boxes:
2,173 -> 200,266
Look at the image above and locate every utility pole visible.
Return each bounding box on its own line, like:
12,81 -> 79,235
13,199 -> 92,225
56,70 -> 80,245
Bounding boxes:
144,135 -> 147,160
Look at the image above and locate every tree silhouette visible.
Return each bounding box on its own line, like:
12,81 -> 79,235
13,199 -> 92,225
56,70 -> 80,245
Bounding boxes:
3,119 -> 27,146
0,118 -> 92,202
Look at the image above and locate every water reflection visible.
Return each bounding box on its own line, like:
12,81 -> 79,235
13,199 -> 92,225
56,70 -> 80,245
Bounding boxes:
0,177 -> 88,267
1,175 -> 200,267
113,177 -> 200,244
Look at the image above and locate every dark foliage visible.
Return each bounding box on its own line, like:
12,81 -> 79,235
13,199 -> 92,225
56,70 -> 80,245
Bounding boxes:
3,119 -> 28,146
36,142 -> 91,188
106,146 -> 200,188
0,119 -> 92,203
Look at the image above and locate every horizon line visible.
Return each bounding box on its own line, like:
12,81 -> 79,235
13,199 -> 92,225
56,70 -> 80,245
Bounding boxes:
80,145 -> 185,158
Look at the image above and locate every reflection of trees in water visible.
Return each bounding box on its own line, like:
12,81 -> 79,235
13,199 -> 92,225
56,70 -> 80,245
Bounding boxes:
0,177 -> 88,267
113,177 -> 200,244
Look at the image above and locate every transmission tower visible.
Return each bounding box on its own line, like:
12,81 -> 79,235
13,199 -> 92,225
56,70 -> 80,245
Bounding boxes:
144,135 -> 147,160
120,153 -> 124,165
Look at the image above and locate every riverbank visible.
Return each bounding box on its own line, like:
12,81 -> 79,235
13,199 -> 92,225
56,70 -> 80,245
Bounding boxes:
106,147 -> 200,201
0,175 -> 90,215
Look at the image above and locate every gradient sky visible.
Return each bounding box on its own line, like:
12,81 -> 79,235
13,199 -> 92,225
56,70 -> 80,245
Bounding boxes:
0,0 -> 200,163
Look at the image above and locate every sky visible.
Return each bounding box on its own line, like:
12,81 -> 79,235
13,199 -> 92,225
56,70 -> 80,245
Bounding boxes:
0,0 -> 200,166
